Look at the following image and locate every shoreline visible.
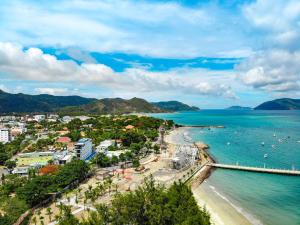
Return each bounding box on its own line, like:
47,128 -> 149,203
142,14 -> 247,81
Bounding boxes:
165,127 -> 253,225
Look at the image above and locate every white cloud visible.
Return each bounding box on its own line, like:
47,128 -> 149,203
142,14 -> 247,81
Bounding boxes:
0,0 -> 252,58
237,49 -> 300,92
34,88 -> 69,95
243,0 -> 300,49
0,42 -> 236,98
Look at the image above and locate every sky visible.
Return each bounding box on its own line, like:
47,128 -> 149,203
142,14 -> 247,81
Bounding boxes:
0,0 -> 299,108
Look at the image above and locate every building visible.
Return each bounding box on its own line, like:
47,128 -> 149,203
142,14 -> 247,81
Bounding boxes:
47,114 -> 59,122
34,115 -> 46,122
97,140 -> 115,152
172,145 -> 199,170
75,138 -> 93,160
56,136 -> 72,144
0,128 -> 11,143
62,116 -> 73,123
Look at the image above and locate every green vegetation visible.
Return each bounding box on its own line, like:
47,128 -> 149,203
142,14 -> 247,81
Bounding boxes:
0,89 -> 95,113
255,98 -> 300,110
0,160 -> 90,224
59,97 -> 165,115
57,177 -> 211,225
0,135 -> 26,166
153,100 -> 200,111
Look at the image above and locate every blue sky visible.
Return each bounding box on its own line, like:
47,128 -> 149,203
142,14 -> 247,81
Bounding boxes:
0,0 -> 299,108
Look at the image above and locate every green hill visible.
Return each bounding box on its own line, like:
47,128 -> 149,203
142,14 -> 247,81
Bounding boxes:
255,98 -> 300,110
226,106 -> 252,110
0,90 -> 95,113
60,97 -> 165,115
152,101 -> 199,111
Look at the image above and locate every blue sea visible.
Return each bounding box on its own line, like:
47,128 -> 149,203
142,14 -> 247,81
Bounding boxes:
152,110 -> 300,225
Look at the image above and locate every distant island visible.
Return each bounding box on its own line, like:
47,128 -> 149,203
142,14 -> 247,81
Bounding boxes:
152,101 -> 199,112
226,106 -> 252,110
255,98 -> 300,110
0,90 -> 197,114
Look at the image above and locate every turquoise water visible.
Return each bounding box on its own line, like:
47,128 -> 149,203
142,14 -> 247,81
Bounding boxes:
152,110 -> 300,225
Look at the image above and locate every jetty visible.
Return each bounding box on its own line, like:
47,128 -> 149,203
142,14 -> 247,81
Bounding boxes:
177,125 -> 225,128
208,163 -> 300,176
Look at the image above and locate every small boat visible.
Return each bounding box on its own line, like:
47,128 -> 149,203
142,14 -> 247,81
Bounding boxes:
273,133 -> 276,137
278,139 -> 282,143
227,142 -> 230,145
297,140 -> 300,143
271,144 -> 276,149
261,142 -> 265,146
264,154 -> 268,158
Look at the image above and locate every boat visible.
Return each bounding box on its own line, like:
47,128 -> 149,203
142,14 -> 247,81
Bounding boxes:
278,139 -> 282,143
261,142 -> 265,146
227,142 -> 230,145
273,133 -> 276,137
297,141 -> 300,143
264,154 -> 268,158
271,144 -> 276,149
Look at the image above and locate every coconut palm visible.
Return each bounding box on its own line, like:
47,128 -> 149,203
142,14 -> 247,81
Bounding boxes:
46,207 -> 52,222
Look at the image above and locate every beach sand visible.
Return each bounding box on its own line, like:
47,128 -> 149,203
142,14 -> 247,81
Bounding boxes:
165,127 -> 254,225
193,181 -> 253,225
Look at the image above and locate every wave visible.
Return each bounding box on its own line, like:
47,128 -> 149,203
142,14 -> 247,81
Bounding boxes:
209,185 -> 263,225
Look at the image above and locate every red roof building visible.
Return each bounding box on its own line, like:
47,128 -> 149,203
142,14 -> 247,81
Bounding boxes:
56,136 -> 71,143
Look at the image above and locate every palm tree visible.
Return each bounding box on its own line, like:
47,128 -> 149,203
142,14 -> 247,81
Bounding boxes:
39,216 -> 44,225
83,199 -> 87,210
32,216 -> 37,225
46,207 -> 52,222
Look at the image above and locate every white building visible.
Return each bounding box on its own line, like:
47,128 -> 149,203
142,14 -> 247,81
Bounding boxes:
62,116 -> 73,123
34,115 -> 46,122
47,114 -> 59,122
97,140 -> 116,152
75,138 -> 93,160
0,128 -> 11,143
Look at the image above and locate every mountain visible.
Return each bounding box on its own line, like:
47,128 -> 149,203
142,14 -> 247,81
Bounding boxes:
0,90 -> 96,113
152,101 -> 199,111
60,97 -> 165,114
226,106 -> 252,110
255,98 -> 300,110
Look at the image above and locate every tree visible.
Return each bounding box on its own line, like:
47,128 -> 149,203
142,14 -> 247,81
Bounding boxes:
46,207 -> 52,222
4,160 -> 16,169
154,144 -> 160,154
132,159 -> 140,168
32,216 -> 37,225
57,205 -> 79,225
93,152 -> 111,168
0,152 -> 9,165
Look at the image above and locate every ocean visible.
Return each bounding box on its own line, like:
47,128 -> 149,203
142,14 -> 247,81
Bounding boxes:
151,110 -> 300,225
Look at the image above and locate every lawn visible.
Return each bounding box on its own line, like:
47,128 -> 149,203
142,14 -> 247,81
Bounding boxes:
16,156 -> 53,166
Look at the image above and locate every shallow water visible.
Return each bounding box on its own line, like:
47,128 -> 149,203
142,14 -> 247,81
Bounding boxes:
152,110 -> 300,225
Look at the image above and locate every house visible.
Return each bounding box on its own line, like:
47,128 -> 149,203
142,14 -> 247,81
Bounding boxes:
75,138 -> 93,160
47,114 -> 59,122
0,128 -> 11,143
125,125 -> 135,130
62,116 -> 73,123
97,140 -> 115,152
56,136 -> 72,143
34,115 -> 46,122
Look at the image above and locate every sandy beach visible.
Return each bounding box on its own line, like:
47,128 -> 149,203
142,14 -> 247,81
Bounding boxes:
165,127 -> 254,225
